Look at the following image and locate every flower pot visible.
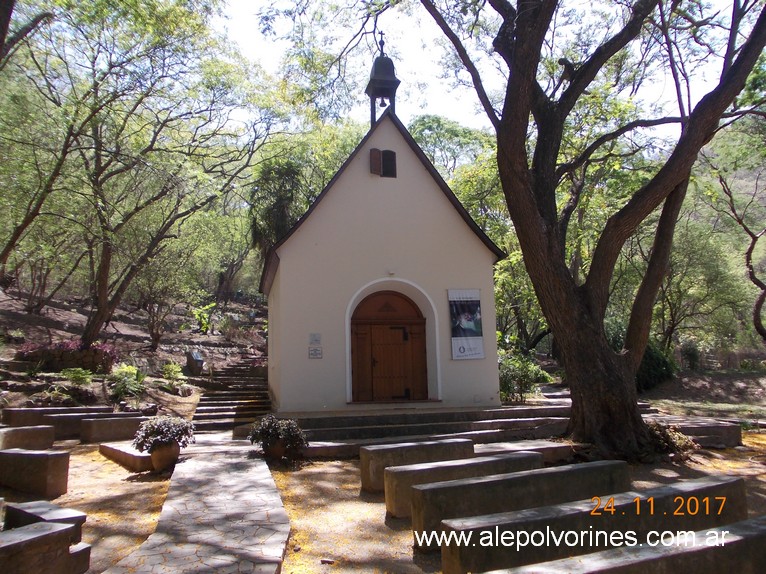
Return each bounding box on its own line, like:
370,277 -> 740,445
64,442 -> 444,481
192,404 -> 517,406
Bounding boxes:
150,441 -> 181,472
263,439 -> 286,460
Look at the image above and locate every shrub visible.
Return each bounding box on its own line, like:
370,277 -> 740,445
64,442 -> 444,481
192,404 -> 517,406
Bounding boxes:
60,367 -> 93,386
132,415 -> 195,453
162,361 -> 185,382
108,363 -> 146,403
606,324 -> 676,392
679,340 -> 700,371
498,352 -> 551,403
248,414 -> 308,460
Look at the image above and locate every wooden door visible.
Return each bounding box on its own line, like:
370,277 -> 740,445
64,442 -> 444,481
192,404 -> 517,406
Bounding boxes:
351,292 -> 427,402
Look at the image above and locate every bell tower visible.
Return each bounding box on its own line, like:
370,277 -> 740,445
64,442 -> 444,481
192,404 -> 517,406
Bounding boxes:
364,32 -> 400,127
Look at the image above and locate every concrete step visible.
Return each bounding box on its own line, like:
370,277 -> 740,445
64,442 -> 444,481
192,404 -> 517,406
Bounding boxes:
302,416 -> 569,442
644,414 -> 742,447
194,402 -> 271,412
192,409 -> 270,421
193,417 -> 261,432
295,406 -> 573,431
292,440 -> 574,463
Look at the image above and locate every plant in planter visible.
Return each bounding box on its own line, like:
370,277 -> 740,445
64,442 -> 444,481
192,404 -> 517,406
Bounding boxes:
132,415 -> 195,472
248,414 -> 308,460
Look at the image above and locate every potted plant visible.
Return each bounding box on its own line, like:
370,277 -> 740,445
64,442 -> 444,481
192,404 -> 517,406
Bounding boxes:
248,414 -> 308,460
132,415 -> 195,472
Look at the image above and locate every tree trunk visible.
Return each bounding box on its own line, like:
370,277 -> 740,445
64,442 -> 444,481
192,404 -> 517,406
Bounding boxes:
555,300 -> 651,458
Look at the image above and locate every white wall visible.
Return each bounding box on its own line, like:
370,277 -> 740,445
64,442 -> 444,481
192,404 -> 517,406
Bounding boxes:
267,117 -> 501,413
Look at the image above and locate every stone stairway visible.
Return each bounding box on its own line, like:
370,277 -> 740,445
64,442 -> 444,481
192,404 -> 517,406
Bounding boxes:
291,401 -> 660,443
191,358 -> 271,432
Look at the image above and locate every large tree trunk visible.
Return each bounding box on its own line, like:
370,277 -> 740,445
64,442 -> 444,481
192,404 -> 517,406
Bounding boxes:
555,296 -> 651,457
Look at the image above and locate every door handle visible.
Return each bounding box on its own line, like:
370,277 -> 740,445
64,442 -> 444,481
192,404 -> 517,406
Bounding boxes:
390,326 -> 409,341
371,357 -> 378,368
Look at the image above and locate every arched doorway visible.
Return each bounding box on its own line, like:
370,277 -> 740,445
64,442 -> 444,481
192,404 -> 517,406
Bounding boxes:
351,291 -> 428,401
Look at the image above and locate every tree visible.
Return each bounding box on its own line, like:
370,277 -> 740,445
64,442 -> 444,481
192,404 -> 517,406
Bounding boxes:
430,0 -> 766,458
281,0 -> 766,458
3,0 -> 276,347
700,131 -> 766,346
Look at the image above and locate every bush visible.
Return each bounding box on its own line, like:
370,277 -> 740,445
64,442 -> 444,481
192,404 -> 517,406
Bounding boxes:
248,414 -> 308,460
132,415 -> 195,453
60,367 -> 93,386
606,324 -> 676,392
498,353 -> 551,403
108,363 -> 146,403
162,361 -> 185,382
679,340 -> 700,371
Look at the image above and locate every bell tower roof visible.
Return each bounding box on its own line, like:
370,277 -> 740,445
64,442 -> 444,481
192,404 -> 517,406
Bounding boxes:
365,31 -> 400,127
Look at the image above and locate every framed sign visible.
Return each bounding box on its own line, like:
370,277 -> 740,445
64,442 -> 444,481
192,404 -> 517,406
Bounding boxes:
448,289 -> 484,359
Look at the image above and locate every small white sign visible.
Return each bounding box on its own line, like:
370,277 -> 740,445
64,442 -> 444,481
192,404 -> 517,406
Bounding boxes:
308,346 -> 323,359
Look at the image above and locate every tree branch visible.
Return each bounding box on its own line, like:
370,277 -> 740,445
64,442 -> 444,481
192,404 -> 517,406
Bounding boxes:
419,0 -> 500,129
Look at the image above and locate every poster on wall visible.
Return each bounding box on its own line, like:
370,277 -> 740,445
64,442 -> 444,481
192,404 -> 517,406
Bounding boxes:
448,289 -> 484,360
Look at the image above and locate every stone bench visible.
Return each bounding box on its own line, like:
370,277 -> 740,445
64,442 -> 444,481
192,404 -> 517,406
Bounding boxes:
384,451 -> 544,518
0,425 -> 55,450
0,449 -> 70,498
360,438 -> 475,493
99,442 -> 153,473
440,475 -> 747,574
0,521 -> 90,574
4,500 -> 87,543
80,416 -> 148,443
412,460 -> 631,551
42,411 -> 143,440
2,406 -> 113,427
489,514 -> 766,573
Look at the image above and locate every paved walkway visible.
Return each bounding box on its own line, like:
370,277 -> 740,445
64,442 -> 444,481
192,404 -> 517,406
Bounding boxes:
104,433 -> 289,574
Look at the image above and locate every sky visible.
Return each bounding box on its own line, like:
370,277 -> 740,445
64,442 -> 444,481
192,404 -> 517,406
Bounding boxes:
213,0 -> 739,139
213,0 -> 494,130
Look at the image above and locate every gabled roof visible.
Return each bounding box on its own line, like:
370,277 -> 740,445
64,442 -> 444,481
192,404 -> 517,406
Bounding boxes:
259,109 -> 506,295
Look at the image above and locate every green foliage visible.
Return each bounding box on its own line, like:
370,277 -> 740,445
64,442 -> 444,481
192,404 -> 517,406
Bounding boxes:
107,363 -> 146,403
162,361 -> 185,382
498,352 -> 551,403
248,414 -> 308,460
679,340 -> 700,371
606,324 -> 676,393
191,302 -> 217,334
132,415 -> 195,453
60,367 -> 92,386
739,358 -> 766,372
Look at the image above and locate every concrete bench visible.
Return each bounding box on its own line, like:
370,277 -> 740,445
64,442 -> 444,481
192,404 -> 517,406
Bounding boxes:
360,438 -> 475,493
0,449 -> 70,498
4,500 -> 87,543
42,411 -> 143,440
489,514 -> 766,573
2,406 -> 113,427
0,425 -> 55,450
80,416 -> 148,443
412,460 -> 631,551
0,521 -> 90,574
384,451 -> 544,518
99,442 -> 153,473
440,475 -> 748,574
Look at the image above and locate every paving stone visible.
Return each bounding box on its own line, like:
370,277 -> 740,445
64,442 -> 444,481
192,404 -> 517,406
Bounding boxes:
103,433 -> 288,574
